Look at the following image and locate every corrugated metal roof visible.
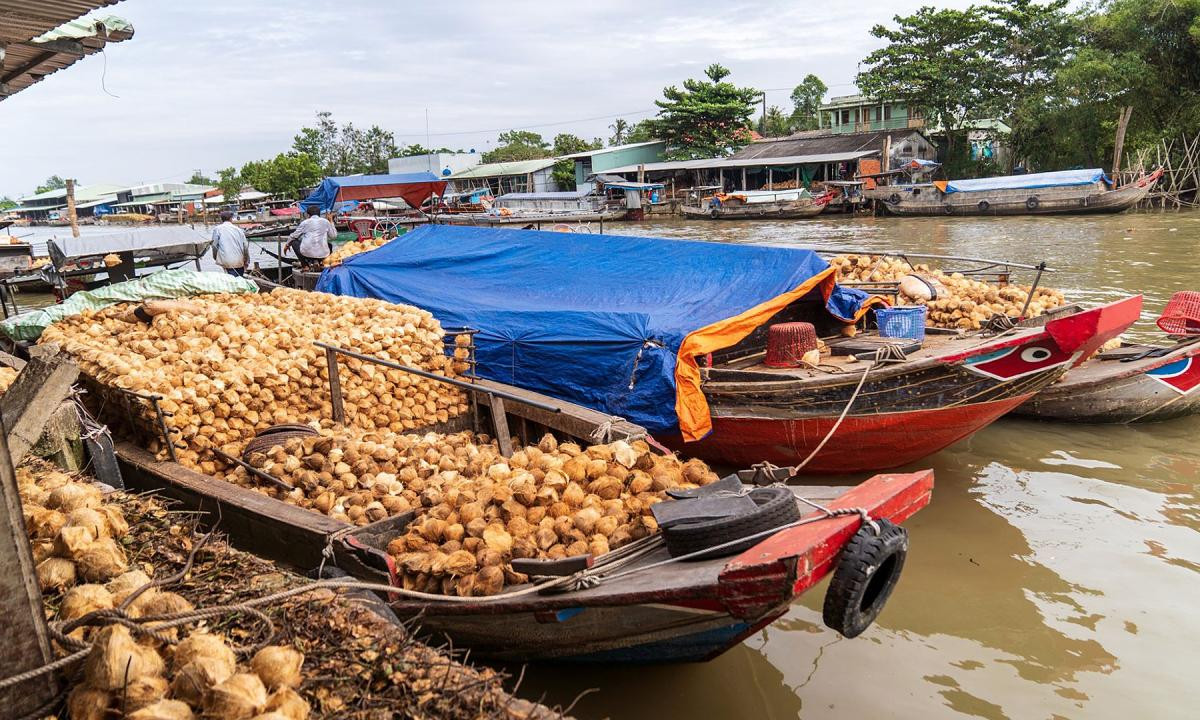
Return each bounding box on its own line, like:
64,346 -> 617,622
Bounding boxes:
559,140 -> 665,160
604,151 -> 877,175
1,10 -> 134,100
730,129 -> 922,160
19,182 -> 126,202
449,158 -> 557,179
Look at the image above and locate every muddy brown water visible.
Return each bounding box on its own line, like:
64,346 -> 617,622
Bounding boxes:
511,212 -> 1200,719
13,215 -> 1199,718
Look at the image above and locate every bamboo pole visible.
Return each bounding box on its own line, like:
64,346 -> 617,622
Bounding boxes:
1112,106 -> 1132,180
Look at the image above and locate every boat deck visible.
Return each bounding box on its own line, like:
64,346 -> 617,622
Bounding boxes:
1049,338 -> 1200,389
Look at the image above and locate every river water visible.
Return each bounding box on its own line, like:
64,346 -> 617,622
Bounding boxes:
13,214 -> 1199,718
512,212 -> 1200,719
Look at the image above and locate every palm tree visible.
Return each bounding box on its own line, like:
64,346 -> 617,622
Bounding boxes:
608,118 -> 630,146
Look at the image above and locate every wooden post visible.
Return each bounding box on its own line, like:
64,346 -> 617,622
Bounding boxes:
0,352 -> 80,466
0,423 -> 59,716
65,178 -> 80,238
741,168 -> 747,190
882,135 -> 892,174
0,353 -> 80,716
1112,106 -> 1133,180
637,164 -> 645,184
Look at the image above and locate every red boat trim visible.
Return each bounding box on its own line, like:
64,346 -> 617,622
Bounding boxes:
1046,295 -> 1143,362
717,470 -> 934,619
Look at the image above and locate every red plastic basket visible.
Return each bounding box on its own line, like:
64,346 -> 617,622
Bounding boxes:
764,322 -> 818,368
1156,291 -> 1200,335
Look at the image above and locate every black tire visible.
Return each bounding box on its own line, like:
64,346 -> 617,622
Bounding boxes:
943,203 -> 954,215
242,427 -> 319,460
822,518 -> 908,638
977,200 -> 990,212
1026,196 -> 1039,210
888,193 -> 900,204
663,487 -> 801,560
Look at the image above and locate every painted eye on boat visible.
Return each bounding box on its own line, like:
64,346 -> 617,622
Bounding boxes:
1021,347 -> 1053,362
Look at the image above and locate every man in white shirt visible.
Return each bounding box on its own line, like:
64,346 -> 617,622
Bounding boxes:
210,211 -> 250,276
288,206 -> 337,267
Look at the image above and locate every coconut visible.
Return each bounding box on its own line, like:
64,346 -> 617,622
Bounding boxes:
130,590 -> 194,619
263,687 -> 310,720
107,569 -> 155,604
27,507 -> 66,539
66,507 -> 110,539
84,625 -> 166,690
173,631 -> 237,673
75,537 -> 129,581
127,699 -> 195,720
251,714 -> 293,720
171,656 -> 234,707
46,482 -> 101,511
250,645 -> 304,690
124,674 -> 171,712
36,556 -> 77,590
67,686 -> 112,720
59,583 -> 114,622
205,672 -> 268,719
53,524 -> 95,558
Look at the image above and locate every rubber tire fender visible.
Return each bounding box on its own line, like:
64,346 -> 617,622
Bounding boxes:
943,203 -> 954,214
888,193 -> 901,204
1026,196 -> 1040,210
662,486 -> 802,561
822,518 -> 908,638
977,200 -> 990,213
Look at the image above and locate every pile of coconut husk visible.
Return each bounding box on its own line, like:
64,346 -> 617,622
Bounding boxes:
21,461 -> 566,720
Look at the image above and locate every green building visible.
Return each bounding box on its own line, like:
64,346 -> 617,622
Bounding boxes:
820,94 -> 923,134
565,141 -> 667,188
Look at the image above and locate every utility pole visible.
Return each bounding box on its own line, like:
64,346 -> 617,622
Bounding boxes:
65,178 -> 79,238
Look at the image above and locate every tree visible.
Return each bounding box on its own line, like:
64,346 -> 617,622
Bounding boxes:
648,64 -> 760,160
396,144 -> 458,157
0,196 -> 15,211
550,134 -> 602,190
858,7 -> 1007,173
762,106 -> 793,137
216,167 -> 242,204
789,74 -> 828,131
625,119 -> 657,144
609,118 -> 630,145
481,130 -> 553,163
240,153 -> 323,198
187,170 -> 214,185
35,175 -> 67,194
292,111 -> 400,176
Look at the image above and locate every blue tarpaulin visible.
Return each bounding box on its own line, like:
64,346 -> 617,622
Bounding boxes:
317,225 -> 877,439
943,168 -> 1109,194
298,173 -> 448,212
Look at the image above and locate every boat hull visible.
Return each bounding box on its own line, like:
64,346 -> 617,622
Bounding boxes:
681,197 -> 829,220
867,170 -> 1161,217
1016,339 -> 1200,422
684,296 -> 1143,472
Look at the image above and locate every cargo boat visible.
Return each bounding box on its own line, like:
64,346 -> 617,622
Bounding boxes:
866,168 -> 1162,216
681,189 -> 832,220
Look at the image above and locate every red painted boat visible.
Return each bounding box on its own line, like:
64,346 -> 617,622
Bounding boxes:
667,296 -> 1142,473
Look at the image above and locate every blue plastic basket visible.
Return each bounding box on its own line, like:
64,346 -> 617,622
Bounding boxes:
876,305 -> 927,341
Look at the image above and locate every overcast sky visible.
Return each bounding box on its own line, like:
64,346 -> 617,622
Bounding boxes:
0,0 -> 973,199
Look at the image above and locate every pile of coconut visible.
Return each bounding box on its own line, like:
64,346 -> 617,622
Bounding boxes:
830,254 -> 1068,330
18,464 -> 311,720
232,427 -> 721,597
38,288 -> 470,475
322,235 -> 391,267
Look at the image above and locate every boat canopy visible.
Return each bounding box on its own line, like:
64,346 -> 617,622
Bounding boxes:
940,168 -> 1108,194
317,225 -> 881,440
48,226 -> 210,266
298,173 -> 448,212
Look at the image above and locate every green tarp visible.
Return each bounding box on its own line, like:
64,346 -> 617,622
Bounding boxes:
1,270 -> 258,342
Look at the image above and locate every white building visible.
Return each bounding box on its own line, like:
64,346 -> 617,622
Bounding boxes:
389,152 -> 481,178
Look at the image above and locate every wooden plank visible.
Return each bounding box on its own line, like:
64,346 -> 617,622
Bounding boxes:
0,352 -> 79,466
0,420 -> 60,715
473,377 -> 643,443
488,395 -> 513,457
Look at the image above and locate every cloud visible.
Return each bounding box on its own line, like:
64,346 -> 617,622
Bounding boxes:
0,0 -> 972,198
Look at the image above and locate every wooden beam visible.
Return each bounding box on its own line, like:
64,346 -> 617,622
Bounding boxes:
0,353 -> 80,466
21,38 -> 85,56
0,49 -> 55,85
0,425 -> 60,715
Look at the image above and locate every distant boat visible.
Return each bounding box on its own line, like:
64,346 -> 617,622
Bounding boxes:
866,167 -> 1162,216
682,188 -> 833,220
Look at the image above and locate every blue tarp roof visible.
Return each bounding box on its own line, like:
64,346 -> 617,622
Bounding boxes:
944,168 -> 1109,194
316,225 -> 873,437
298,172 -> 445,212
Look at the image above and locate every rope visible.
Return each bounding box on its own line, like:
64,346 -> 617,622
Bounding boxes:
589,415 -> 645,444
791,355 -> 874,472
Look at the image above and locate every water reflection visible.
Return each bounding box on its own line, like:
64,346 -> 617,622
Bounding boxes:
519,212 -> 1200,718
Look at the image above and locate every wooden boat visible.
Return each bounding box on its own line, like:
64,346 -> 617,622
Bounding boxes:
1016,336 -> 1200,423
86,365 -> 933,663
682,189 -> 832,220
866,168 -> 1162,216
668,296 -> 1143,473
